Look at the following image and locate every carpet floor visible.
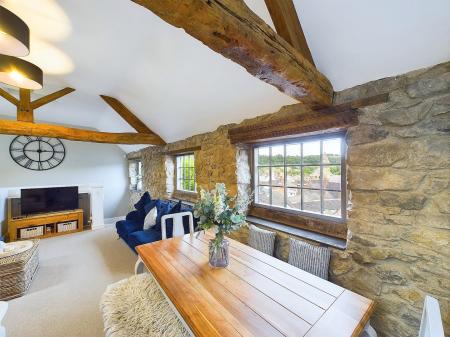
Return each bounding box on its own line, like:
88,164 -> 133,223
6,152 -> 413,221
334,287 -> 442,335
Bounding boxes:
3,227 -> 136,337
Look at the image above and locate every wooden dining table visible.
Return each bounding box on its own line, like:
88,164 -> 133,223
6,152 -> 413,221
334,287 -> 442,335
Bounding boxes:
136,231 -> 375,337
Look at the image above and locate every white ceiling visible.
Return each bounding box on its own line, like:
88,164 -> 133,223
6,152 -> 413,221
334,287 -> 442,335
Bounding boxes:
0,0 -> 449,153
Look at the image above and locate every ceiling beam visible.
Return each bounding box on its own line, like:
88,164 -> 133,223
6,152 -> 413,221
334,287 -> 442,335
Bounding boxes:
0,88 -> 19,106
100,95 -> 166,144
132,0 -> 333,108
31,87 -> 75,109
0,119 -> 165,145
264,0 -> 315,66
17,89 -> 33,122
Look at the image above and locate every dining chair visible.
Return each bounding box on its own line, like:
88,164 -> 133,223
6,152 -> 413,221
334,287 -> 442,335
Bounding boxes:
248,225 -> 276,256
161,211 -> 194,240
288,238 -> 331,280
135,212 -> 194,275
419,295 -> 445,337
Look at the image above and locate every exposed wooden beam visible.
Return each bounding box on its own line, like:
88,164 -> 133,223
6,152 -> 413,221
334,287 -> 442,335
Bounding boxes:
17,89 -> 33,123
100,95 -> 166,144
132,0 -> 333,108
228,93 -> 389,143
264,0 -> 315,66
31,87 -> 75,109
327,93 -> 389,113
228,108 -> 358,144
0,88 -> 19,106
165,146 -> 202,155
0,119 -> 165,145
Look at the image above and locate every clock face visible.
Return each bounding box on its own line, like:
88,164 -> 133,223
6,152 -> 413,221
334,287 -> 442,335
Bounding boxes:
10,136 -> 66,171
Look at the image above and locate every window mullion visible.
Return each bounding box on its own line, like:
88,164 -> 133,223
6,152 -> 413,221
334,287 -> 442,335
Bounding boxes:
300,142 -> 304,211
269,147 -> 272,205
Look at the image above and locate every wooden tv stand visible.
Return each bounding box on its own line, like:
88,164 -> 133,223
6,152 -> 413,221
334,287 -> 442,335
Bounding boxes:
7,199 -> 84,242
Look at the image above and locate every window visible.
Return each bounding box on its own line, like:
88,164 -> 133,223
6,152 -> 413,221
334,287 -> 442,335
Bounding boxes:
253,135 -> 345,220
176,153 -> 196,193
129,159 -> 142,191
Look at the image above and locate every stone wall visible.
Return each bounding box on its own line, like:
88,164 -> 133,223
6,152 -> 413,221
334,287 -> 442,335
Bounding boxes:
128,62 -> 450,337
330,62 -> 450,336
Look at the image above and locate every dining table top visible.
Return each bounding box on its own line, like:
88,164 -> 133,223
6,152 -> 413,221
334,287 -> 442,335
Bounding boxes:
136,231 -> 374,337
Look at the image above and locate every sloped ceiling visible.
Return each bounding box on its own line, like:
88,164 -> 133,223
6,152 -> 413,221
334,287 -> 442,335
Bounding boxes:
0,0 -> 449,153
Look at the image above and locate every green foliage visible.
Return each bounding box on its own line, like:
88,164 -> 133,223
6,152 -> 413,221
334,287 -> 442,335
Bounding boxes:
194,183 -> 252,246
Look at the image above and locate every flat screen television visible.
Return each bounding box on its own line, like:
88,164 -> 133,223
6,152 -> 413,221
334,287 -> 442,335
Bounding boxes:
21,186 -> 79,215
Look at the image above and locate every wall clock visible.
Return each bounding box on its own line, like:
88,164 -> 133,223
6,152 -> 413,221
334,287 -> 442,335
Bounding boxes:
9,136 -> 66,171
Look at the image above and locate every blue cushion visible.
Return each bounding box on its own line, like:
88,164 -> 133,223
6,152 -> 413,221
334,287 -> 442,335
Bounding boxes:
134,192 -> 151,212
125,210 -> 141,222
128,229 -> 162,250
155,200 -> 182,233
116,220 -> 143,240
143,199 -> 158,215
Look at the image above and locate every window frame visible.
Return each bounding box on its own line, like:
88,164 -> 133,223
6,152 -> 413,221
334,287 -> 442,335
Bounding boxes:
175,153 -> 197,193
251,132 -> 347,223
128,159 -> 143,192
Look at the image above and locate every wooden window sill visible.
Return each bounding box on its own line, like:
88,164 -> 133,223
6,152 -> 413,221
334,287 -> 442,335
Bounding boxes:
172,190 -> 198,203
247,215 -> 347,250
249,206 -> 347,240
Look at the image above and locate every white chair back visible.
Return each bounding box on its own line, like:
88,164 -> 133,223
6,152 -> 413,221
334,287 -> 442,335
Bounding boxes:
0,301 -> 8,337
161,211 -> 194,240
419,296 -> 445,337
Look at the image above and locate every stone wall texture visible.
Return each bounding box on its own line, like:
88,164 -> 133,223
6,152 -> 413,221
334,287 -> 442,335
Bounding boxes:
128,62 -> 450,337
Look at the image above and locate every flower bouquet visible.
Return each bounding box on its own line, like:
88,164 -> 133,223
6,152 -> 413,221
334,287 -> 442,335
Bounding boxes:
194,183 -> 251,268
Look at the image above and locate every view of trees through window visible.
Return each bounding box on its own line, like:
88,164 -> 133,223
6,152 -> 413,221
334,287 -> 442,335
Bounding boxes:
176,153 -> 196,192
254,137 -> 344,218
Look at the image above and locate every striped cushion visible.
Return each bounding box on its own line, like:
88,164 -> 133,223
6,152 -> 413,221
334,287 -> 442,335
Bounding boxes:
288,238 -> 331,280
248,225 -> 276,256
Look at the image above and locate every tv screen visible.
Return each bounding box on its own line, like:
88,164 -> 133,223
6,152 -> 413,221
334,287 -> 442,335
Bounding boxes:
21,187 -> 79,215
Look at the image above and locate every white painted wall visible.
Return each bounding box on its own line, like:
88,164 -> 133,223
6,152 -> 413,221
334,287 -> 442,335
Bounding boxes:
0,135 -> 129,234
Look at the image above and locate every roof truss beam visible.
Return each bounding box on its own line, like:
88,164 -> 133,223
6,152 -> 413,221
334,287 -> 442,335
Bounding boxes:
132,0 -> 333,108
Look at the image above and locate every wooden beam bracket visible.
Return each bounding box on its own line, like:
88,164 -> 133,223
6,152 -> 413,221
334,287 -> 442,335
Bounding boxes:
100,94 -> 166,145
31,87 -> 75,109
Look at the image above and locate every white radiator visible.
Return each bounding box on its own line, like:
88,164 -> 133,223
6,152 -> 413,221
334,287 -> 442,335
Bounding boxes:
20,226 -> 44,239
57,221 -> 77,233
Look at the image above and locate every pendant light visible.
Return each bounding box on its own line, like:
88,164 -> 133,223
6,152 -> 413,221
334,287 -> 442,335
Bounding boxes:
0,6 -> 30,57
0,55 -> 43,90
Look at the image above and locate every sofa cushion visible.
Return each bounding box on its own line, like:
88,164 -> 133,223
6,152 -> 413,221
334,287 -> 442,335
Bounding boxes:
134,192 -> 151,212
128,230 -> 162,250
155,201 -> 182,233
116,220 -> 143,240
143,199 -> 158,215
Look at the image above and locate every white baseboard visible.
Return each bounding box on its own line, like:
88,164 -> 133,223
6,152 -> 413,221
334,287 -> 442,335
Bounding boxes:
104,216 -> 125,226
92,216 -> 125,230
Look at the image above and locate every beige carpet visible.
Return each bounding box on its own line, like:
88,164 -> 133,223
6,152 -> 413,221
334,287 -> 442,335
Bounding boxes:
3,227 -> 136,337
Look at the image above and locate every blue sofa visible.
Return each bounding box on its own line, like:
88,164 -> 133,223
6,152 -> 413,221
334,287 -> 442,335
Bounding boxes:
116,192 -> 197,252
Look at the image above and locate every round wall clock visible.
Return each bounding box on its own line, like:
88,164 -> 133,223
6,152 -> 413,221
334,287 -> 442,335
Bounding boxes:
9,136 -> 66,171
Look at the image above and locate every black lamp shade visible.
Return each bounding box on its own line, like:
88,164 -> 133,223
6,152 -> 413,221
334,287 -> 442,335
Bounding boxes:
0,55 -> 43,89
0,6 -> 30,57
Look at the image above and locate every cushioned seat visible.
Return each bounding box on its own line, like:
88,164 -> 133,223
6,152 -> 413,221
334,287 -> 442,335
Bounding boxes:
288,238 -> 331,280
248,225 -> 276,256
100,274 -> 189,337
128,230 -> 162,251
116,220 -> 143,241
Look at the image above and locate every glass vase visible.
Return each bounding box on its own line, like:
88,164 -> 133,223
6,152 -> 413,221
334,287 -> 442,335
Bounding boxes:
208,238 -> 229,268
